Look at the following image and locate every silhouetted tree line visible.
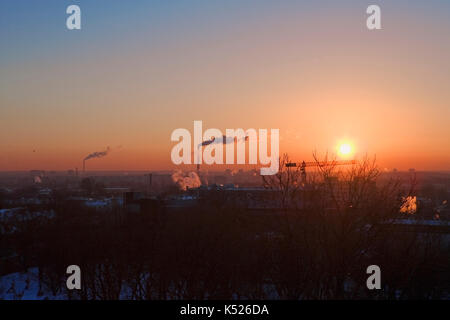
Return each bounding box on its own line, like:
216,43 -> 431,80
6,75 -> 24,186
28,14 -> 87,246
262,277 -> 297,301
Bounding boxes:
3,156 -> 449,299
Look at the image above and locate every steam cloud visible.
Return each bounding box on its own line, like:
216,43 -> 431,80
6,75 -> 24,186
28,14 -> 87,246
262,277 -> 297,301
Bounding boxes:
400,196 -> 417,214
171,170 -> 201,191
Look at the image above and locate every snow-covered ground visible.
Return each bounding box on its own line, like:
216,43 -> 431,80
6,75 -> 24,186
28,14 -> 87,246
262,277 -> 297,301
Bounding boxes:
0,268 -> 66,300
1,268 -> 447,300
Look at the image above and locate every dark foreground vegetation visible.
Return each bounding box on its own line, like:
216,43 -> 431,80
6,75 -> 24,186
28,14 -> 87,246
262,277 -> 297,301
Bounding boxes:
1,156 -> 449,299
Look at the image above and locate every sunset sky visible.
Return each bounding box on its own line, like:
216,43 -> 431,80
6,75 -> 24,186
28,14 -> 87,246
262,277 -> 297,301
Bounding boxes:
1,0 -> 449,171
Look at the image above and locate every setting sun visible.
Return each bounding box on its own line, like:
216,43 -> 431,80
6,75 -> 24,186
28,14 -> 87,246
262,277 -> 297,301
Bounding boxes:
338,143 -> 352,156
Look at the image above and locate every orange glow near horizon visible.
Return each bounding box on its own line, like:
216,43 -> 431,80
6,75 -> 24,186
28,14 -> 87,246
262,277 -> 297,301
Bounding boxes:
1,3 -> 450,172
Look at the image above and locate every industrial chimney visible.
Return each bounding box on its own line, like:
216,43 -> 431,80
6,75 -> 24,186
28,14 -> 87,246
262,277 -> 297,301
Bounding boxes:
147,173 -> 153,195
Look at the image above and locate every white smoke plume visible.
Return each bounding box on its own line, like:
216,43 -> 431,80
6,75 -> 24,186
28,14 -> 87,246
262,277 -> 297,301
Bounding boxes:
171,170 -> 201,191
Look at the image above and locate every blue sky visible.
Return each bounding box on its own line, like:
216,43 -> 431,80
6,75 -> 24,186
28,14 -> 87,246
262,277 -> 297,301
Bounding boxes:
2,0 -> 449,66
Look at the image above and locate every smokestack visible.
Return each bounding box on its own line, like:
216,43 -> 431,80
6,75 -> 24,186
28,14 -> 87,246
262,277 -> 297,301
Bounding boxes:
147,173 -> 152,195
83,146 -> 110,174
